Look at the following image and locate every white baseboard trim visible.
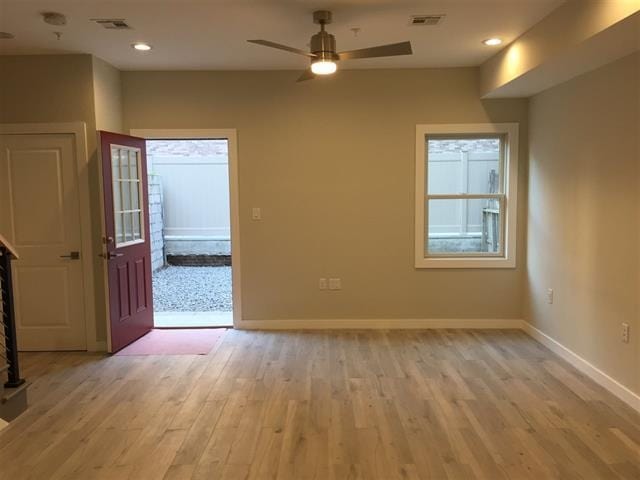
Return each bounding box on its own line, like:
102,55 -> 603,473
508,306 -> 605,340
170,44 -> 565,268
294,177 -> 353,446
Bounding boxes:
521,321 -> 640,413
235,318 -> 522,330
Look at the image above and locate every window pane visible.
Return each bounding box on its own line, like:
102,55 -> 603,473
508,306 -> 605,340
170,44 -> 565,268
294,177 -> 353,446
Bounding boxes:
115,213 -> 124,244
129,150 -> 139,180
111,148 -> 120,178
120,149 -> 130,180
132,212 -> 142,240
124,212 -> 133,242
112,179 -> 122,213
121,180 -> 131,211
427,198 -> 502,255
131,180 -> 140,210
427,137 -> 502,195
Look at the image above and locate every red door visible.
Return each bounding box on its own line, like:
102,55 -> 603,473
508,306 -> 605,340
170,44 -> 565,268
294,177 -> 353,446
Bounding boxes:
99,131 -> 154,353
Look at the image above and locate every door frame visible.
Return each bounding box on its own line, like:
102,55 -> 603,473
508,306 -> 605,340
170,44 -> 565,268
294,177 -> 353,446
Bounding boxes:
130,129 -> 242,329
0,122 -> 98,351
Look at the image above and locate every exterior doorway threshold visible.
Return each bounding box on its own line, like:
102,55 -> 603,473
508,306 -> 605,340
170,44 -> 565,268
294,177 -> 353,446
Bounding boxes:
154,311 -> 232,328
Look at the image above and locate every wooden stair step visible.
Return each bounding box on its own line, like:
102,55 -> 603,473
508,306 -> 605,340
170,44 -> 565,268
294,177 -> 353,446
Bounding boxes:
1,381 -> 29,403
0,381 -> 29,422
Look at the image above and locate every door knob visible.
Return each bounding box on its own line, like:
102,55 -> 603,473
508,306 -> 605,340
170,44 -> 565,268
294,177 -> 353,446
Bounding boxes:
60,251 -> 80,260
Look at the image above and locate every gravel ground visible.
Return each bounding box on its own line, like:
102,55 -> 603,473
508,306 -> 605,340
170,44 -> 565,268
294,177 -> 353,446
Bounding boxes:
152,266 -> 232,312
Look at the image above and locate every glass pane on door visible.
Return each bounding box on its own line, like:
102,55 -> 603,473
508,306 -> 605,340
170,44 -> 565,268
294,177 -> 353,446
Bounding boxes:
115,213 -> 124,244
131,181 -> 140,210
133,213 -> 141,240
111,146 -> 144,246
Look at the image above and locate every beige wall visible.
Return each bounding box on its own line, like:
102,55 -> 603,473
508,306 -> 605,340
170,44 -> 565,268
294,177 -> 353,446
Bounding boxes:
122,68 -> 528,322
0,55 -> 95,126
481,0 -> 640,97
0,54 -> 114,345
92,56 -> 123,133
526,52 -> 640,394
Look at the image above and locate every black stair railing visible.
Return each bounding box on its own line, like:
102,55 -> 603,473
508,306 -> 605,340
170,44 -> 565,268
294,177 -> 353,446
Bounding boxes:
0,244 -> 25,388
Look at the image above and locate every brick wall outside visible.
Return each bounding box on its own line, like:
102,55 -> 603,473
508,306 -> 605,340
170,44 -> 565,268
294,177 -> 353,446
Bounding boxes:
146,139 -> 227,158
428,138 -> 500,154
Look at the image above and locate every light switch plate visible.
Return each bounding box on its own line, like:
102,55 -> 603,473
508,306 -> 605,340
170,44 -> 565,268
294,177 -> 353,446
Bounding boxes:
546,288 -> 554,304
251,207 -> 261,220
622,323 -> 630,343
329,278 -> 341,290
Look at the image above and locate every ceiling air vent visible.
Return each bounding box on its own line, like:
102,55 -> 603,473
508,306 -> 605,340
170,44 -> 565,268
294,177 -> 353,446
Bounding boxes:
91,18 -> 132,30
409,15 -> 445,26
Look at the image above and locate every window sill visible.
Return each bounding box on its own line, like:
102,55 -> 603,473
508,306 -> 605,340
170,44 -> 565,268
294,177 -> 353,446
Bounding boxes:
415,256 -> 516,269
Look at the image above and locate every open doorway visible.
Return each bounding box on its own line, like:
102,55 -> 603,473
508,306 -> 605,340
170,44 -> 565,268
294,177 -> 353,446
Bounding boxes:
144,136 -> 234,328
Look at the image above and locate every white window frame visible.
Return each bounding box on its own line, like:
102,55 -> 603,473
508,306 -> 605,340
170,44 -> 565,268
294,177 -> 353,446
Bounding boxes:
415,123 -> 518,269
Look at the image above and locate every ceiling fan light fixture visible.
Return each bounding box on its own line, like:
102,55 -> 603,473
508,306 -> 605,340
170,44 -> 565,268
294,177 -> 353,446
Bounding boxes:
311,59 -> 337,75
248,10 -> 412,82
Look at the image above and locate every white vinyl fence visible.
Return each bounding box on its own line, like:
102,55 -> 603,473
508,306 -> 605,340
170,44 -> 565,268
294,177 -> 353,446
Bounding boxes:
147,140 -> 230,256
428,151 -> 499,236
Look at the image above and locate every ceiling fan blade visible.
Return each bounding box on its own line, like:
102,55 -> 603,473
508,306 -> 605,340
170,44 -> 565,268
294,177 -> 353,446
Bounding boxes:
247,40 -> 316,58
296,69 -> 316,82
338,41 -> 412,60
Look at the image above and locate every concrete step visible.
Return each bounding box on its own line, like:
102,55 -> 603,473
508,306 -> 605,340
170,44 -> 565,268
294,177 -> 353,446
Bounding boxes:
0,377 -> 28,422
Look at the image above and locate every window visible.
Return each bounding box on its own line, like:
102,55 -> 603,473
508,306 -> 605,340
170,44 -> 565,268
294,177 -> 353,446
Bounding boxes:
111,145 -> 145,246
415,124 -> 518,268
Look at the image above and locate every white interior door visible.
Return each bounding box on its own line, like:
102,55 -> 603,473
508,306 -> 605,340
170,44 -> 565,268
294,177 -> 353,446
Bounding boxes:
0,134 -> 87,351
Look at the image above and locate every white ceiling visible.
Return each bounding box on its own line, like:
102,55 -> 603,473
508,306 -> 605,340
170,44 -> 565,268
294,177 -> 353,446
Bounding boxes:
0,0 -> 564,71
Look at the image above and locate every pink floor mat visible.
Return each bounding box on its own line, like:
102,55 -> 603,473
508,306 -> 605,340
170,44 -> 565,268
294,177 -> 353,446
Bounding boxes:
114,328 -> 227,356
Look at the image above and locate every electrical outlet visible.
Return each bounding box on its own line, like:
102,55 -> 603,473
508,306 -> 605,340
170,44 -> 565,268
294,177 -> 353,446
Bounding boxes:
546,288 -> 554,305
318,278 -> 327,290
622,323 -> 630,343
328,278 -> 341,290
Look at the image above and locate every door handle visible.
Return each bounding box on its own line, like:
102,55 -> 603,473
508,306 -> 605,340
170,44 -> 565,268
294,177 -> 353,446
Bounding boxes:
100,252 -> 124,259
60,251 -> 80,260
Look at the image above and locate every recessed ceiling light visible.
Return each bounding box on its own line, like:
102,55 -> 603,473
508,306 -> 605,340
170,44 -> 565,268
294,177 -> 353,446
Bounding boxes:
483,38 -> 503,46
132,42 -> 152,51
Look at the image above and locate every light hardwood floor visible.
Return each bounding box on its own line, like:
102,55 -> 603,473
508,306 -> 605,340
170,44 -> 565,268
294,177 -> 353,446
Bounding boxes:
0,329 -> 639,479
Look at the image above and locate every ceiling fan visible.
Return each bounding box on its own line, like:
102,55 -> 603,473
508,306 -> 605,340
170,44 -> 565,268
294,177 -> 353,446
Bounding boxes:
248,10 -> 413,82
